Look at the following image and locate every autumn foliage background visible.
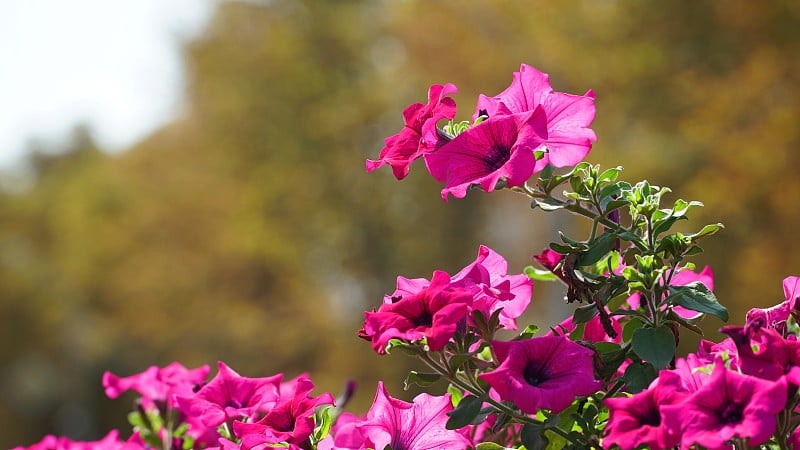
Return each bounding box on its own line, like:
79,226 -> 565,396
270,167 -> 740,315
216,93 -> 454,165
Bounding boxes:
1,1 -> 799,447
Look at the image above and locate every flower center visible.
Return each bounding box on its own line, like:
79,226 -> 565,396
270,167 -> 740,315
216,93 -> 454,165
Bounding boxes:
523,363 -> 547,386
719,403 -> 743,424
413,311 -> 433,328
640,407 -> 661,427
485,144 -> 511,172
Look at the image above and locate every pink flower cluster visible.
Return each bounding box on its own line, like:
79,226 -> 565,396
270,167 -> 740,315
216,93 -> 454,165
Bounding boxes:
359,245 -> 532,353
20,64 -> 798,450
367,64 -> 596,200
604,276 -> 800,449
19,362 -> 336,450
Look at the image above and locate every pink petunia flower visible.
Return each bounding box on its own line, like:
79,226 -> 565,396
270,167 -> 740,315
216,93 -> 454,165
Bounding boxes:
12,431 -> 139,450
235,375 -> 335,449
450,245 -> 533,330
366,83 -> 457,179
424,110 -> 547,200
479,336 -> 602,414
475,64 -> 597,171
356,382 -> 472,450
102,362 -> 210,410
360,270 -> 473,354
175,361 -> 282,427
317,412 -> 365,450
722,325 -> 800,386
661,361 -> 788,450
385,245 -> 532,331
745,275 -> 800,333
603,371 -> 688,450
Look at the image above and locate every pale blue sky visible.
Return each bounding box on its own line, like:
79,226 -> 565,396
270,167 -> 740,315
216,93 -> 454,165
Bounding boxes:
0,0 -> 218,168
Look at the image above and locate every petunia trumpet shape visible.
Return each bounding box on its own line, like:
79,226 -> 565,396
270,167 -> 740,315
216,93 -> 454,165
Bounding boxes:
603,371 -> 687,450
385,245 -> 532,331
424,110 -> 547,200
479,336 -> 601,414
745,275 -> 800,333
12,431 -> 136,450
356,382 -> 472,450
235,375 -> 335,449
475,64 -> 597,171
661,361 -> 788,450
360,270 -> 472,354
366,83 -> 457,179
175,361 -> 282,427
102,362 -> 209,410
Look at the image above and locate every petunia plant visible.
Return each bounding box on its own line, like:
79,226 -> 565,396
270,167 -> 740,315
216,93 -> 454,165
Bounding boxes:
15,65 -> 800,449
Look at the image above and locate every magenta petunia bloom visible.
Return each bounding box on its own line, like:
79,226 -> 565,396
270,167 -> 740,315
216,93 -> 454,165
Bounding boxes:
450,245 -> 533,330
604,371 -> 688,450
317,412 -> 365,450
745,275 -> 800,333
12,431 -> 137,450
475,64 -> 596,171
661,361 -> 788,450
366,83 -> 457,179
356,382 -> 472,450
479,336 -> 602,414
424,111 -> 546,200
722,325 -> 800,386
102,362 -> 210,409
360,270 -> 472,354
175,361 -> 282,427
235,375 -> 335,449
385,245 -> 532,331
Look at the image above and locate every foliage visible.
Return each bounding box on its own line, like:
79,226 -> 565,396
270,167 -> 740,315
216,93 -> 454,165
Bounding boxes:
2,1 -> 800,448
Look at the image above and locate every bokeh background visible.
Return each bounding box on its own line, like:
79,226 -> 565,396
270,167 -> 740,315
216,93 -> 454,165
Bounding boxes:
2,1 -> 799,447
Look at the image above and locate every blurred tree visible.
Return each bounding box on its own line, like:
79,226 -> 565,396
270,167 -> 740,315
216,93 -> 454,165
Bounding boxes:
1,0 -> 798,447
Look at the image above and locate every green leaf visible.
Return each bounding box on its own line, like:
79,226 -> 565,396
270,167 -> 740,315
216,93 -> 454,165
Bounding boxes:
688,223 -> 725,240
448,353 -> 471,370
520,423 -> 549,450
572,304 -> 599,325
128,411 -> 146,429
447,384 -> 463,407
531,197 -> 565,211
622,361 -> 658,393
549,242 -> 575,254
446,395 -> 483,430
622,317 -> 645,342
666,282 -> 729,321
515,324 -> 540,340
577,232 -> 617,267
631,326 -> 676,370
475,443 -> 509,450
404,371 -> 442,390
598,166 -> 622,183
672,199 -> 703,217
524,266 -> 558,281
665,309 -> 705,336
311,405 -> 334,443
